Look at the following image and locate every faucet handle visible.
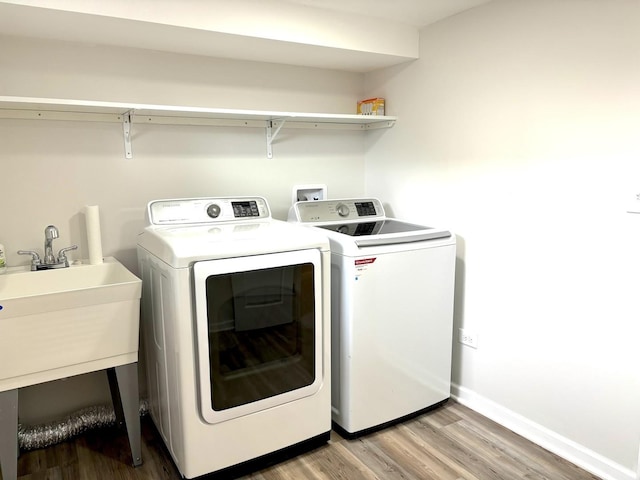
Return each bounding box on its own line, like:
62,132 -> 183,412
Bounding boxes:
18,250 -> 42,270
57,245 -> 78,266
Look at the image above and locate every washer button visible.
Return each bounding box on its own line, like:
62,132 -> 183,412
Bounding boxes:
336,203 -> 350,217
207,204 -> 221,218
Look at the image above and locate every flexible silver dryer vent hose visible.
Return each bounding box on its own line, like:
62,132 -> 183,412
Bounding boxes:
18,399 -> 149,450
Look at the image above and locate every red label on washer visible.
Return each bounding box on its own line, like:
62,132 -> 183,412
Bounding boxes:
355,258 -> 376,266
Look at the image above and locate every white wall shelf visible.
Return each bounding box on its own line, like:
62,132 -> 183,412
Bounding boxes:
0,96 -> 397,159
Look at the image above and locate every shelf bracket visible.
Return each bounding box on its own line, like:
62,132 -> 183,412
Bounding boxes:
122,111 -> 133,159
265,119 -> 286,159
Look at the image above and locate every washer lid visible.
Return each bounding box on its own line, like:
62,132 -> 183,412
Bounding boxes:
316,219 -> 450,246
289,198 -> 451,247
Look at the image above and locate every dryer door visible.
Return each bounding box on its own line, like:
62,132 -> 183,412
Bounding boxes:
193,249 -> 323,424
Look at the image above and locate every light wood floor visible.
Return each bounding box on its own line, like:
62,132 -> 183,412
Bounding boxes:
15,401 -> 601,480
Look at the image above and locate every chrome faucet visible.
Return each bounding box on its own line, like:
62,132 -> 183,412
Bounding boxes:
18,225 -> 78,271
44,225 -> 59,265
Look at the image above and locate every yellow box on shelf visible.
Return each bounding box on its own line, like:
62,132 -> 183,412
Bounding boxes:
357,97 -> 385,116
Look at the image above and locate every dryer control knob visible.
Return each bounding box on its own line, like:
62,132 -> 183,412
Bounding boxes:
336,203 -> 350,217
206,203 -> 221,218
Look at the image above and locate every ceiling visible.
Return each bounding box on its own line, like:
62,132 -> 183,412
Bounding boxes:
279,0 -> 495,28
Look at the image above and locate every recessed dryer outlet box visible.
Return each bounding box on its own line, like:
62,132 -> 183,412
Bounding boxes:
292,184 -> 327,204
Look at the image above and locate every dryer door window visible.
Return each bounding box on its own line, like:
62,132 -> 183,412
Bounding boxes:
193,249 -> 323,424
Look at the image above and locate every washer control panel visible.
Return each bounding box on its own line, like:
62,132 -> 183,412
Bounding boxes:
148,197 -> 270,225
291,198 -> 385,223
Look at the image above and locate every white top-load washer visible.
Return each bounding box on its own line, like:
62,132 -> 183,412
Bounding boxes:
289,198 -> 456,437
137,197 -> 331,479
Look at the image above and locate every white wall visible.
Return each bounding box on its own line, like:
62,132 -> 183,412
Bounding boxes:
0,35 -> 368,423
364,1 -> 640,479
4,2 -> 640,478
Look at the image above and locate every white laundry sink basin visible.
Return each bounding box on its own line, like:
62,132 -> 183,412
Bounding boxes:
0,257 -> 142,391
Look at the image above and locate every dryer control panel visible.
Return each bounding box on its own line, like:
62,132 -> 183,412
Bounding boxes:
290,198 -> 385,224
148,197 -> 271,225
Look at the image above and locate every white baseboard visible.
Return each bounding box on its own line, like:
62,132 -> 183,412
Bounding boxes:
451,383 -> 637,480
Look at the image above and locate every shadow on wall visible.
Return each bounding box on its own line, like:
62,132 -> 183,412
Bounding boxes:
451,234 -> 466,386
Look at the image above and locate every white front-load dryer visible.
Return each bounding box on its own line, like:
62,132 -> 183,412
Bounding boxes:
137,197 -> 331,479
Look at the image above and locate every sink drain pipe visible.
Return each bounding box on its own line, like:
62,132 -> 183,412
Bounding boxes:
18,399 -> 148,450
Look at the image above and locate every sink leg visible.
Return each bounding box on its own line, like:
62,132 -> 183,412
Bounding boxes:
107,364 -> 142,467
0,389 -> 18,480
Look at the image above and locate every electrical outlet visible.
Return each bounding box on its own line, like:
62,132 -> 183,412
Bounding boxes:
458,328 -> 478,349
627,193 -> 640,214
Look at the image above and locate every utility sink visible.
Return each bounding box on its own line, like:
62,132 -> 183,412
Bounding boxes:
0,257 -> 142,391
